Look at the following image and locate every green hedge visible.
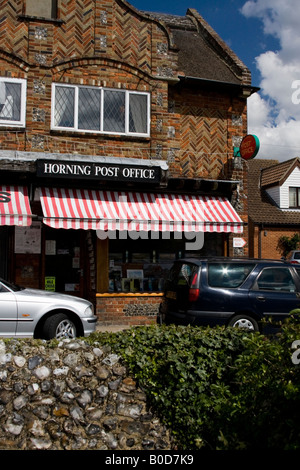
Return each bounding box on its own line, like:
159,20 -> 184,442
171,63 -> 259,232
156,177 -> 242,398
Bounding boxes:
89,320 -> 300,450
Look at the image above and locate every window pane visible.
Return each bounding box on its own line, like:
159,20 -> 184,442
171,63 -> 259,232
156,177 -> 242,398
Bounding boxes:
54,86 -> 75,128
78,88 -> 101,130
103,90 -> 125,133
26,0 -> 57,19
129,94 -> 148,133
257,267 -> 296,292
289,187 -> 297,207
208,263 -> 255,288
0,82 -> 21,121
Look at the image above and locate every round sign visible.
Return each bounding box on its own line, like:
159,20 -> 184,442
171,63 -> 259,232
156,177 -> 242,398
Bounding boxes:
239,134 -> 260,160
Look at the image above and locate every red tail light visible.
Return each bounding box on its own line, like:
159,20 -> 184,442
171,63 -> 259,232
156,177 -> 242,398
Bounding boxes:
189,272 -> 199,302
189,288 -> 200,302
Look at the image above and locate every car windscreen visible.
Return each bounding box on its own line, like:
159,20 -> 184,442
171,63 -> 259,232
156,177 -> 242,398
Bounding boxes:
207,263 -> 256,288
0,278 -> 24,292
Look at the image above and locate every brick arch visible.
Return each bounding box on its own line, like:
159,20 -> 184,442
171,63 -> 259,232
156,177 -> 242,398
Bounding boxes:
51,57 -> 154,87
0,51 -> 30,73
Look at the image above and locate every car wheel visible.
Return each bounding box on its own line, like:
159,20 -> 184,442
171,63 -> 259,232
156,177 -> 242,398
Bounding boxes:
228,315 -> 259,332
42,313 -> 77,340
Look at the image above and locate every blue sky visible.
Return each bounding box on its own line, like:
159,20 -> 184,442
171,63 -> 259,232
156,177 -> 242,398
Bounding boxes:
131,0 -> 300,161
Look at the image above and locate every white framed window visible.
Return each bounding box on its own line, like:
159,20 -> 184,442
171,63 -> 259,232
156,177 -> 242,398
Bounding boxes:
0,78 -> 27,127
51,83 -> 150,137
289,187 -> 300,208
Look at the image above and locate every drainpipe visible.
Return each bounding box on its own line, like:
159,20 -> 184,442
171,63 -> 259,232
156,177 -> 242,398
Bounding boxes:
258,224 -> 263,259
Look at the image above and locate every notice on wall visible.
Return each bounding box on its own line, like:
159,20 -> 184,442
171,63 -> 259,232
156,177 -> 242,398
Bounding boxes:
45,240 -> 56,255
14,222 -> 42,254
45,277 -> 56,291
233,237 -> 247,248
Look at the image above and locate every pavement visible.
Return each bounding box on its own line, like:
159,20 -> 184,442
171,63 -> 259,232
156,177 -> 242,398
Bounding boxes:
95,325 -> 132,333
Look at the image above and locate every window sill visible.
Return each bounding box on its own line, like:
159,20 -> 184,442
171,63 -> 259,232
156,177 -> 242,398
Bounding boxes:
50,129 -> 151,142
96,292 -> 163,297
0,125 -> 25,130
18,15 -> 64,25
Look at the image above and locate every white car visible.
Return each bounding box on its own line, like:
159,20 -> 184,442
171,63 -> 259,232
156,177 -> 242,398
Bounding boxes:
0,278 -> 97,339
286,251 -> 300,264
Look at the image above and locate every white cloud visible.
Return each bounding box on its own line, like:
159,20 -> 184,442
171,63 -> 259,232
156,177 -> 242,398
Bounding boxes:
241,0 -> 300,160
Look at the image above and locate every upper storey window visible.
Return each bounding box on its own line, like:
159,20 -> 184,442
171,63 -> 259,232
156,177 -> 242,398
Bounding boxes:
25,0 -> 57,19
289,187 -> 300,208
51,84 -> 150,137
0,78 -> 27,127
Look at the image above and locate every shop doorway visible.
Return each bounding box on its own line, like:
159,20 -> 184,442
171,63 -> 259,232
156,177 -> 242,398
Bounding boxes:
44,228 -> 84,297
44,227 -> 96,303
0,227 -> 9,279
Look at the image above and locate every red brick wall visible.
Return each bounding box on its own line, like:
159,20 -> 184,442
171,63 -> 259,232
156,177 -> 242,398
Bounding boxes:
96,293 -> 163,327
249,222 -> 300,259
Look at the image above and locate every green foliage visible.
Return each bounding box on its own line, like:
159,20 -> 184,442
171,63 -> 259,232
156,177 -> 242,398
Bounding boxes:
278,232 -> 300,257
90,321 -> 300,450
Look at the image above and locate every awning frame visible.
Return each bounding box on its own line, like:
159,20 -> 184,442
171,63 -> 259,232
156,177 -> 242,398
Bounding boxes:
39,187 -> 243,234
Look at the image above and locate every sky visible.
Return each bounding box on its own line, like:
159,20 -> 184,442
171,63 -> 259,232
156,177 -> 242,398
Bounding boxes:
131,0 -> 300,162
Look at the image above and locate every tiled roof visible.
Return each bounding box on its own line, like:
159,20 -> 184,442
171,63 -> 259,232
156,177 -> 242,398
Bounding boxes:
261,157 -> 300,188
248,159 -> 300,225
141,10 -> 250,85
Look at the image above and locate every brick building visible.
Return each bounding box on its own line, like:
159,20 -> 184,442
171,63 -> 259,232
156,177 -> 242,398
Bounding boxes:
248,158 -> 300,260
0,0 -> 257,326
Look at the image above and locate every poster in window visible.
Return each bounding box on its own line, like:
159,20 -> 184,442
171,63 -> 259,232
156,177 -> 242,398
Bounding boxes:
127,269 -> 143,279
14,222 -> 41,254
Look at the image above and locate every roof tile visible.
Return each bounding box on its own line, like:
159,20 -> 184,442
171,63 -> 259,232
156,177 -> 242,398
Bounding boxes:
248,159 -> 300,225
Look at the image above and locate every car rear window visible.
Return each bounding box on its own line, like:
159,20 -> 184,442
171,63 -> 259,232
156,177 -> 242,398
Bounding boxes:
207,263 -> 255,288
168,262 -> 199,287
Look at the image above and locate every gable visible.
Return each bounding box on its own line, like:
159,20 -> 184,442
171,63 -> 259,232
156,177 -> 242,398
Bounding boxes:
248,159 -> 300,225
261,157 -> 300,188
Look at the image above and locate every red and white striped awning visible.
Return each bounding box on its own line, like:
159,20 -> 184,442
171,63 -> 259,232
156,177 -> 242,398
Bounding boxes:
0,185 -> 32,226
39,187 -> 243,233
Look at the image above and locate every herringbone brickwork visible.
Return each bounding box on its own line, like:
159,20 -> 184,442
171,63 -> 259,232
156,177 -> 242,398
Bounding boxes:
0,0 -> 248,195
179,107 -> 226,177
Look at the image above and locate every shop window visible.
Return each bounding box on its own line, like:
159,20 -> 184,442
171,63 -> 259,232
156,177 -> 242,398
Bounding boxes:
289,187 -> 300,208
0,78 -> 27,127
51,83 -> 150,136
108,235 -> 185,293
25,0 -> 57,19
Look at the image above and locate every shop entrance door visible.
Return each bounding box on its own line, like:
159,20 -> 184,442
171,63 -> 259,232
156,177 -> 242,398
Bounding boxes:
44,228 -> 84,297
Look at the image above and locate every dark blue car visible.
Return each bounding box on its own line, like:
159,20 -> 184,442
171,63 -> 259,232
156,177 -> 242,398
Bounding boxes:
158,258 -> 300,331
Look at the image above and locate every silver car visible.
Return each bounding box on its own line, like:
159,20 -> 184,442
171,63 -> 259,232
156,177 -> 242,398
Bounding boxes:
0,278 -> 97,340
286,250 -> 300,264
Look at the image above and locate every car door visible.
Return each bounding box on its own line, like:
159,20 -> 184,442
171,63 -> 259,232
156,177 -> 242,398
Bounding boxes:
0,283 -> 18,336
248,266 -> 300,322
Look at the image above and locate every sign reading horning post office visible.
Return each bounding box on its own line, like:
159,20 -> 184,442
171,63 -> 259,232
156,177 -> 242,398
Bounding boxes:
36,160 -> 162,184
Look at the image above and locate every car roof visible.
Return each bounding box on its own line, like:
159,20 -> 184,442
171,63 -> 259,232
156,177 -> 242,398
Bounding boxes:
175,257 -> 292,266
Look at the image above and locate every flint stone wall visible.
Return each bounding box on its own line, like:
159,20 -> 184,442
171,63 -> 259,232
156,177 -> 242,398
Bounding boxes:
0,338 -> 172,450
